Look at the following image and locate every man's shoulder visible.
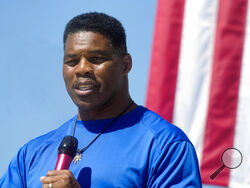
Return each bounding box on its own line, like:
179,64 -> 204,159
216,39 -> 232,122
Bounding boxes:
23,116 -> 76,152
138,106 -> 190,147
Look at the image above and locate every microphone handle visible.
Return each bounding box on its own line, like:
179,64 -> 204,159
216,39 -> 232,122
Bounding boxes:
55,154 -> 73,170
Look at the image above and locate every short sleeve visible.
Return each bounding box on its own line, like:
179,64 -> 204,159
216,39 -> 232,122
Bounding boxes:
147,141 -> 202,188
0,146 -> 27,188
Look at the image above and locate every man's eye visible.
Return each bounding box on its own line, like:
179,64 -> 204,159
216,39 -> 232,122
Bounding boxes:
65,60 -> 78,66
89,57 -> 108,64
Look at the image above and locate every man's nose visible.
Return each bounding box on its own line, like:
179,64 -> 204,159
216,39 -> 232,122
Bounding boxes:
75,57 -> 93,75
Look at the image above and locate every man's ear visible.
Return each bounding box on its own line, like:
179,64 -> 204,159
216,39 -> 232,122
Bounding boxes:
122,53 -> 132,75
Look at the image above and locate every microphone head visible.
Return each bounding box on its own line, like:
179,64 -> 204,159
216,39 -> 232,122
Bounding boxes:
58,136 -> 78,158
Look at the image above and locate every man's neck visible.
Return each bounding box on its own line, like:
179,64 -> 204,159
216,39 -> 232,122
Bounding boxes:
77,97 -> 136,121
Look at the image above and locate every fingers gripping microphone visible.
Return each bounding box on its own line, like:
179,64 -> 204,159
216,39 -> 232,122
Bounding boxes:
55,136 -> 78,170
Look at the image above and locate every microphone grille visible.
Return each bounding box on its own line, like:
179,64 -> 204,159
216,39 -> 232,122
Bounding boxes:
58,136 -> 78,158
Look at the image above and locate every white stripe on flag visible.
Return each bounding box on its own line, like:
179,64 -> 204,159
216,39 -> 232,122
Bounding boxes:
172,0 -> 219,163
230,1 -> 250,187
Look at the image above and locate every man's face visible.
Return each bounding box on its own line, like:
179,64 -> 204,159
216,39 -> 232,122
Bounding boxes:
63,31 -> 127,111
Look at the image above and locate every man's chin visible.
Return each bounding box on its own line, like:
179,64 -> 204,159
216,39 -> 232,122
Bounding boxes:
71,94 -> 96,107
74,100 -> 97,111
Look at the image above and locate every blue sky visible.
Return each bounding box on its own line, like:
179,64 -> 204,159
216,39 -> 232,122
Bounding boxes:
0,1 -> 224,187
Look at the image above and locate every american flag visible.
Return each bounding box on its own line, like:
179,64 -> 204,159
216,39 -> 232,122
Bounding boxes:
146,0 -> 250,187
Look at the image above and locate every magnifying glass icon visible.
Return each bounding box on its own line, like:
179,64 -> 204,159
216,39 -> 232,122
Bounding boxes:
210,148 -> 243,180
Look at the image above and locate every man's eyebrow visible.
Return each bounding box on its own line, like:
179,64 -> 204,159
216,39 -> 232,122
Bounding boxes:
88,50 -> 112,56
64,54 -> 79,59
64,50 -> 113,59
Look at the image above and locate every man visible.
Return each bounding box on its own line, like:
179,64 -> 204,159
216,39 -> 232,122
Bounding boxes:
0,12 -> 202,187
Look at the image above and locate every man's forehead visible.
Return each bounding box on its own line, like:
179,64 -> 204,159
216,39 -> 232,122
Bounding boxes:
63,32 -> 115,58
65,31 -> 113,49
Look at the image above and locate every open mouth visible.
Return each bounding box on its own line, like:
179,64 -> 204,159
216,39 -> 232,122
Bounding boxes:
73,81 -> 99,96
78,85 -> 93,91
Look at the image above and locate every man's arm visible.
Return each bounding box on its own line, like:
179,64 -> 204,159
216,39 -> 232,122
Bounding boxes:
147,140 -> 202,188
0,147 -> 26,188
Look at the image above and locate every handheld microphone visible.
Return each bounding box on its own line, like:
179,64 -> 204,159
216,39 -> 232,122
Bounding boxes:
55,136 -> 78,170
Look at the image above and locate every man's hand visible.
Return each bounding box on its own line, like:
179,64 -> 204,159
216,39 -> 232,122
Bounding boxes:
40,170 -> 81,188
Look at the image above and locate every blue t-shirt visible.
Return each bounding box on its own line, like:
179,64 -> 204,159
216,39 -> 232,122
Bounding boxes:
0,106 -> 202,187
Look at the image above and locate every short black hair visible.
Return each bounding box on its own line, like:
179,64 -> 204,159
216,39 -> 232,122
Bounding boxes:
63,12 -> 127,57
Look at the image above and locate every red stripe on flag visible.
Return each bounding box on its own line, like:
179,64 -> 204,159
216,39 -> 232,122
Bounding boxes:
146,0 -> 185,123
201,0 -> 248,186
